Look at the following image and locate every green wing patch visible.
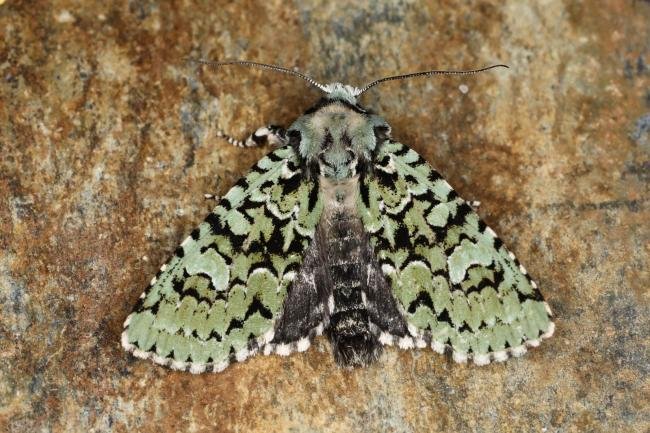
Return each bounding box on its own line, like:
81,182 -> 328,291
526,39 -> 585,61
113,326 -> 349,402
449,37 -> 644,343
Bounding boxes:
122,145 -> 323,373
358,141 -> 554,365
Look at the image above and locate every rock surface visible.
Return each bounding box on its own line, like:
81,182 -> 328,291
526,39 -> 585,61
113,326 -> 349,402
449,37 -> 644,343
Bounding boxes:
1,1 -> 648,432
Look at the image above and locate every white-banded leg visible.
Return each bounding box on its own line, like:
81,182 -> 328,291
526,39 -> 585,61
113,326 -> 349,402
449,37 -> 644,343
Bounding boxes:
217,124 -> 286,148
469,200 -> 481,210
203,193 -> 219,202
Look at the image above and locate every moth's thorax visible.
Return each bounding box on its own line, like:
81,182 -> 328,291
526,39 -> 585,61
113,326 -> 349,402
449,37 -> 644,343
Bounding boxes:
289,99 -> 391,181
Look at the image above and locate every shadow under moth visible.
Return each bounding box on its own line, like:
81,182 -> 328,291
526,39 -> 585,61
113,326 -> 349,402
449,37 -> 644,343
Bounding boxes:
121,60 -> 555,373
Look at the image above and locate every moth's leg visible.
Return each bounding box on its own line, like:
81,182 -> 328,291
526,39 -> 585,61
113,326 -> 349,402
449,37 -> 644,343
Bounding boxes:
209,124 -> 286,201
203,193 -> 219,202
469,200 -> 481,210
217,124 -> 286,148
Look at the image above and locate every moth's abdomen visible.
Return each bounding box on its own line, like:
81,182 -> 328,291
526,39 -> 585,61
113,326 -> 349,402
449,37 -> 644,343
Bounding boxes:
321,209 -> 381,366
328,310 -> 379,366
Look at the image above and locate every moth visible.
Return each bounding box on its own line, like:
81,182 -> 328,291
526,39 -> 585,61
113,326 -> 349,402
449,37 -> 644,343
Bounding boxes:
121,60 -> 555,373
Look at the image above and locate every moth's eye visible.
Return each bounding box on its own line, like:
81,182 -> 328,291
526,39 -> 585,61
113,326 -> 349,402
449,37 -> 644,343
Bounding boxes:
374,125 -> 391,143
288,130 -> 301,147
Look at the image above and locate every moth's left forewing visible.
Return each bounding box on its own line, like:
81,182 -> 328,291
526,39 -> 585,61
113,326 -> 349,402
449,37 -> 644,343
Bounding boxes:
122,145 -> 324,373
358,141 -> 554,365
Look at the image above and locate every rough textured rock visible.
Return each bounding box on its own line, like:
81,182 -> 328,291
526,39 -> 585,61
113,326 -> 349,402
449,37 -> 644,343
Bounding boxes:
1,1 -> 648,432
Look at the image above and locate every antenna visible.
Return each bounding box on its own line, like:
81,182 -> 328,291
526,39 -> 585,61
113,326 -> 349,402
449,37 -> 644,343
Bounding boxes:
356,64 -> 509,95
186,58 -> 329,93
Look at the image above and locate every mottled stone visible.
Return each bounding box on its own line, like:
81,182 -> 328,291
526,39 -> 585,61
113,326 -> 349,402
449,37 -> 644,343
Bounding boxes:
1,1 -> 648,432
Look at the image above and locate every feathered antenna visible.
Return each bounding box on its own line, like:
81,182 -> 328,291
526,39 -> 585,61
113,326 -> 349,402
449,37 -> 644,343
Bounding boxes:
186,58 -> 329,93
356,64 -> 509,95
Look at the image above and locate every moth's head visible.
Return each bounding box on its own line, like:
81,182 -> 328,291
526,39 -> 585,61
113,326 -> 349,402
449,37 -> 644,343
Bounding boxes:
189,59 -> 508,180
322,82 -> 362,104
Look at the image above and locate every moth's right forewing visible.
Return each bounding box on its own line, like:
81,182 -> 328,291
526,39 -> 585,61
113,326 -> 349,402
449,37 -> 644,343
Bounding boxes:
358,141 -> 554,365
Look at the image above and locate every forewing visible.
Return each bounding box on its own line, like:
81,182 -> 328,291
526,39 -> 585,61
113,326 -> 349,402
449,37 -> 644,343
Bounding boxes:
358,141 -> 554,365
122,144 -> 323,373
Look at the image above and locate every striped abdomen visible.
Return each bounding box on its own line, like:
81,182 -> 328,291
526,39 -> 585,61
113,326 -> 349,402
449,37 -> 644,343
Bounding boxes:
318,176 -> 381,366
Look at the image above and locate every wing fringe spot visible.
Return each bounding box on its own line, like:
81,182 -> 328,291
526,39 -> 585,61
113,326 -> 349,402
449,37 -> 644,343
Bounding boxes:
275,343 -> 292,356
542,320 -> 555,338
493,350 -> 508,362
379,332 -> 394,345
431,341 -> 445,354
398,336 -> 414,349
473,353 -> 491,366
296,337 -> 311,352
452,351 -> 468,363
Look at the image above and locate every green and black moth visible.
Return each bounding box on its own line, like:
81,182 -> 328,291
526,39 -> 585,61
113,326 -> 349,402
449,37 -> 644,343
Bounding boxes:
122,60 -> 555,373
